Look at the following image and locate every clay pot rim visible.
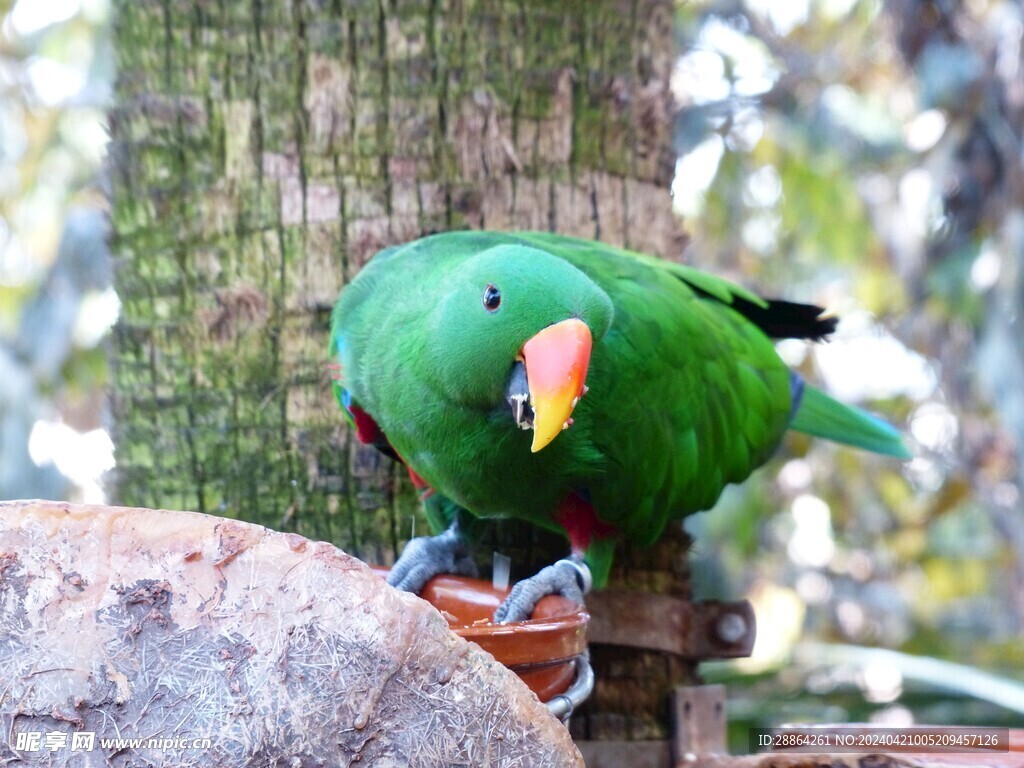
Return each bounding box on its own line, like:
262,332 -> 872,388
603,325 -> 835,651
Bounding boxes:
451,607 -> 589,639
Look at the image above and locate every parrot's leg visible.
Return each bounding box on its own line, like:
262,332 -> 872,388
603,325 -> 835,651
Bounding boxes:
387,473 -> 480,594
493,492 -> 611,623
386,518 -> 479,594
493,555 -> 591,623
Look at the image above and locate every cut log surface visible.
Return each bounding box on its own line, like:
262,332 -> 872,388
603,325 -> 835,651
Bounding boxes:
0,500 -> 582,767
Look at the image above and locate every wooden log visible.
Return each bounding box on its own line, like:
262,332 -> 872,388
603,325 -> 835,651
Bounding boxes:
0,500 -> 582,767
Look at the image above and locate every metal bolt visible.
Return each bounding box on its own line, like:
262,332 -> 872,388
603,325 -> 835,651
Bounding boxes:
715,612 -> 747,645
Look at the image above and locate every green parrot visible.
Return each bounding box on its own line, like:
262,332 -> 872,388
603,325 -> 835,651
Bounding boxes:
330,231 -> 909,621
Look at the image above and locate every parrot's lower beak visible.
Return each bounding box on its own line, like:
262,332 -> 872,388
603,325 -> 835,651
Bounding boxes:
519,318 -> 592,453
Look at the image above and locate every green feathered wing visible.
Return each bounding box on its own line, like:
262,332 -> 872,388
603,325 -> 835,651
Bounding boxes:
509,232 -> 909,547
510,234 -> 793,544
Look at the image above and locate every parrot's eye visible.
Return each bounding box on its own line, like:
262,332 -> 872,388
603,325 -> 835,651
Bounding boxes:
482,284 -> 502,312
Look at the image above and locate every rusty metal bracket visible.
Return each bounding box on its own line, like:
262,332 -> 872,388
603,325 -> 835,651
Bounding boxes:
585,590 -> 756,659
575,686 -> 730,767
672,684 -> 727,762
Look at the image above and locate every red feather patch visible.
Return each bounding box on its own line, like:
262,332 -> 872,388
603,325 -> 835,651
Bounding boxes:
555,492 -> 616,556
349,404 -> 384,446
406,466 -> 430,490
406,466 -> 435,499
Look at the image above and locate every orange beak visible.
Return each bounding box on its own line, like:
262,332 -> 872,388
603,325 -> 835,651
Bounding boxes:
520,318 -> 593,453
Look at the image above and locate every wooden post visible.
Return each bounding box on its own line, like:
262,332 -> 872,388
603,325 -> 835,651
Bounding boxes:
108,0 -> 693,744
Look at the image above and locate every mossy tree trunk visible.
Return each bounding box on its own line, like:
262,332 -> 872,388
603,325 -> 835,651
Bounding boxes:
110,0 -> 691,747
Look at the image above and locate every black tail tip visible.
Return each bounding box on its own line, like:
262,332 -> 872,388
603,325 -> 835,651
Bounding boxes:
734,296 -> 838,341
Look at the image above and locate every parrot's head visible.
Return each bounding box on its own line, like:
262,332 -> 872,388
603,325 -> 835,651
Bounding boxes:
428,243 -> 613,453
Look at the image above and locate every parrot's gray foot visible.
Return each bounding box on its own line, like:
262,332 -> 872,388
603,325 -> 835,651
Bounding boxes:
386,524 -> 478,595
494,557 -> 591,623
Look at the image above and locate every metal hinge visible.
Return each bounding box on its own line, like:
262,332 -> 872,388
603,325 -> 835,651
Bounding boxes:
586,590 -> 756,659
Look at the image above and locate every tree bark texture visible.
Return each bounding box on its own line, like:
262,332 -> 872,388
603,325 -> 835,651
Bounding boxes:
109,0 -> 692,748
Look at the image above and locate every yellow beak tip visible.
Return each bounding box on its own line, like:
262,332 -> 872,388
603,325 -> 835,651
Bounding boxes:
530,431 -> 554,453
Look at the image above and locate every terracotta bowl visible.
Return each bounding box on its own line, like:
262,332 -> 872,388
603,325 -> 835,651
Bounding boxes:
372,567 -> 589,703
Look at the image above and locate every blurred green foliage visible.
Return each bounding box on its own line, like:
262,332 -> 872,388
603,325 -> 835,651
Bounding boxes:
0,0 -> 113,501
675,0 -> 1024,743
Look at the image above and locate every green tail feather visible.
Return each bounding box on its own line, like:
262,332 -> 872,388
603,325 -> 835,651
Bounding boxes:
791,385 -> 911,459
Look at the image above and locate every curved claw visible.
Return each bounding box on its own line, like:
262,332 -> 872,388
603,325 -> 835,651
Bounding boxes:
494,557 -> 591,624
387,525 -> 478,594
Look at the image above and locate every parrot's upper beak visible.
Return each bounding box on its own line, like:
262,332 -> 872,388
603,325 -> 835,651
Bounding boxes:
517,318 -> 592,453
